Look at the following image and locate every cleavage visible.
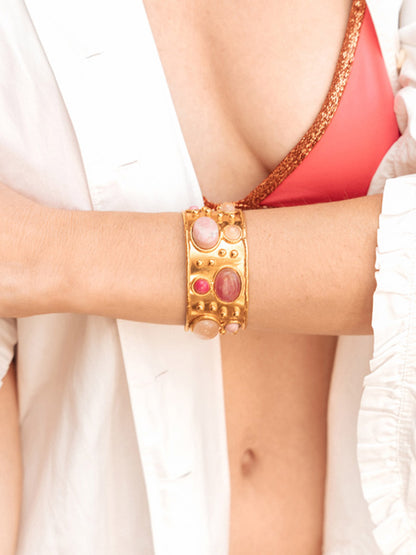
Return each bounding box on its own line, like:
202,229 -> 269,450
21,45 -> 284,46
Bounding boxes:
143,0 -> 352,204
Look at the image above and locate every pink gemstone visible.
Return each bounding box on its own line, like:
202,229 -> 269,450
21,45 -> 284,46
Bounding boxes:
192,318 -> 219,339
188,205 -> 200,210
225,322 -> 240,335
192,217 -> 219,250
219,202 -> 235,213
223,224 -> 242,242
194,278 -> 210,295
214,268 -> 241,302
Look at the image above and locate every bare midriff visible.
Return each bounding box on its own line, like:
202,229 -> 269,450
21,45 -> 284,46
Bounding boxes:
144,0 -> 352,552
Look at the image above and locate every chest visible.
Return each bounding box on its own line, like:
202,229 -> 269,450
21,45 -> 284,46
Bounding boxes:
143,0 -> 353,203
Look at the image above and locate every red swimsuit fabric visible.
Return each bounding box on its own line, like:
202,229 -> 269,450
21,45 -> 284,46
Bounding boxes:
261,8 -> 400,208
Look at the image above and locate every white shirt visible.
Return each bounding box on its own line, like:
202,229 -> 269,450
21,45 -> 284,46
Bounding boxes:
0,0 -> 415,553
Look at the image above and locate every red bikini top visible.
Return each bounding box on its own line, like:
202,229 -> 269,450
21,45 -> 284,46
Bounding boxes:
205,1 -> 400,210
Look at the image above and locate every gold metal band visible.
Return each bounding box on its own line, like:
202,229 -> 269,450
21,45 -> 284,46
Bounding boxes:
183,204 -> 248,339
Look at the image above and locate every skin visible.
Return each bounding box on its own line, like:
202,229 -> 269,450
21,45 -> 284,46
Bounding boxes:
0,0 -> 386,552
0,361 -> 21,555
0,187 -> 380,555
0,185 -> 380,331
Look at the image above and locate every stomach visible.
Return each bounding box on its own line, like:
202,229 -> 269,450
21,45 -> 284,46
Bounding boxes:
221,330 -> 337,554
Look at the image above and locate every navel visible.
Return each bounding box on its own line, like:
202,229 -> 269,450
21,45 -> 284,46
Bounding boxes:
240,448 -> 257,477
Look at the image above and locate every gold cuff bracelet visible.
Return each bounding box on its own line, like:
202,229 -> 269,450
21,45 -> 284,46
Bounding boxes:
183,203 -> 248,339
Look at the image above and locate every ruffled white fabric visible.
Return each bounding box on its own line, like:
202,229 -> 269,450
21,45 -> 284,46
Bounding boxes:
358,176 -> 416,554
358,11 -> 416,552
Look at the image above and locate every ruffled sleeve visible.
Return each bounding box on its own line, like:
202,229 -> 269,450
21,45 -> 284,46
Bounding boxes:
358,176 -> 416,553
357,10 -> 416,554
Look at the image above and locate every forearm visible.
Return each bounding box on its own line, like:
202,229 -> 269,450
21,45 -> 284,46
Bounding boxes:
0,362 -> 22,555
61,194 -> 382,335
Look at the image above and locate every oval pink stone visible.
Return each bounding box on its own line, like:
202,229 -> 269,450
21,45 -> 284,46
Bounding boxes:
192,318 -> 219,339
192,217 -> 219,250
193,278 -> 210,295
214,268 -> 241,302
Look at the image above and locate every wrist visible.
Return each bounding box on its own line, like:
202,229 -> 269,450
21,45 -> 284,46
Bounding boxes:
42,207 -> 81,315
57,209 -> 108,316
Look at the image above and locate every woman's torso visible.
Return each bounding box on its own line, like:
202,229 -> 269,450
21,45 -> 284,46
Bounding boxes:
0,0 -> 404,552
143,0 -> 354,552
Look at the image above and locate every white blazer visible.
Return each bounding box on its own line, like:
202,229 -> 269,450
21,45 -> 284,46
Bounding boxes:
0,0 -> 414,553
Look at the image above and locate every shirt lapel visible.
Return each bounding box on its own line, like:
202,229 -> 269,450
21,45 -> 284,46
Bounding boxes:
23,0 -> 203,212
22,4 -> 227,554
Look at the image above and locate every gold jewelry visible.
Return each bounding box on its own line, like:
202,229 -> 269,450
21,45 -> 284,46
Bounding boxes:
183,203 -> 248,339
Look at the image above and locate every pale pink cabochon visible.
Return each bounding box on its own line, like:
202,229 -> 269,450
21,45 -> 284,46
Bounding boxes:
192,216 -> 219,250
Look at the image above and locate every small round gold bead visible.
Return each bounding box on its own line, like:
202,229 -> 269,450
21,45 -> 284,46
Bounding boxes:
219,327 -> 226,335
208,259 -> 215,266
217,212 -> 224,221
218,249 -> 226,257
203,206 -> 211,215
196,259 -> 203,267
196,302 -> 205,311
230,250 -> 238,258
192,209 -> 199,215
220,307 -> 228,318
209,302 -> 218,312
229,213 -> 236,221
233,307 -> 240,317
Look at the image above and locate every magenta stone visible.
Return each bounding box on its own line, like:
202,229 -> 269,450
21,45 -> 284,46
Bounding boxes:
192,217 -> 219,250
194,278 -> 210,295
214,268 -> 241,302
